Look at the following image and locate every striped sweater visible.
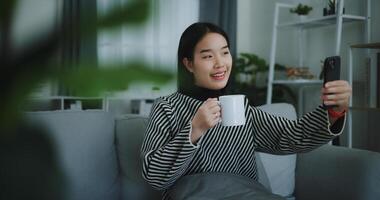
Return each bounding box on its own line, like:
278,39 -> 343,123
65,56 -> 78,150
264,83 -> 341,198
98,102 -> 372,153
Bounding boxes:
141,92 -> 344,192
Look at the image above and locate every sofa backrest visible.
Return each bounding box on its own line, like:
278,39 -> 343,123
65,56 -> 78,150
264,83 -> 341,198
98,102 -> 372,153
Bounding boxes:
115,103 -> 298,199
25,111 -> 120,200
115,114 -> 162,200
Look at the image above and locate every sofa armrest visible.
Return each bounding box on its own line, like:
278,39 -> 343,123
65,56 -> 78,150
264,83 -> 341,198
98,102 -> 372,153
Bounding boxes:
295,144 -> 380,200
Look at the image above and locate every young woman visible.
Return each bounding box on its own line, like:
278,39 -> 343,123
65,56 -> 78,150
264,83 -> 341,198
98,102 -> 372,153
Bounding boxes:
141,22 -> 351,199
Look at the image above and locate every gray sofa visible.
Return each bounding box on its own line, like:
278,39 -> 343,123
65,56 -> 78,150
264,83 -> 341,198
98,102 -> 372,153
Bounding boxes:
25,103 -> 380,200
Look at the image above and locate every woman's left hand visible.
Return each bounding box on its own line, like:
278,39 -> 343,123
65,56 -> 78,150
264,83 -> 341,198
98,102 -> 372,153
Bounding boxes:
321,80 -> 352,112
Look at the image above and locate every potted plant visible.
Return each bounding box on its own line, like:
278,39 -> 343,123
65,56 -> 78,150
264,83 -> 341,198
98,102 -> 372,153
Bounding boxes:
290,3 -> 313,21
232,53 -> 296,106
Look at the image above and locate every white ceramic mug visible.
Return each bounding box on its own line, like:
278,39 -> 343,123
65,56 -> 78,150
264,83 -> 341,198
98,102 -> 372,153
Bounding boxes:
219,95 -> 246,126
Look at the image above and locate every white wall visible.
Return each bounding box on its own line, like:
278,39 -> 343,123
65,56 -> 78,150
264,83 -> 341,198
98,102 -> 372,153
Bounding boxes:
238,0 -> 300,68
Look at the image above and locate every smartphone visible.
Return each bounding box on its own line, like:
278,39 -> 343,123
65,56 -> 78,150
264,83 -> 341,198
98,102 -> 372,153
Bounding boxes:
323,56 -> 341,108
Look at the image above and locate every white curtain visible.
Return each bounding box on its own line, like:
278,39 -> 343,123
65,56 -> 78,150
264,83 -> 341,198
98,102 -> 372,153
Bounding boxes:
97,0 -> 199,98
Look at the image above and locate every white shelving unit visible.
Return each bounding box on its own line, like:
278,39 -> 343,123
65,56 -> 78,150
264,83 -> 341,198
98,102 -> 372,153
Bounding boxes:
272,79 -> 323,84
266,0 -> 371,118
266,0 -> 371,148
277,14 -> 366,29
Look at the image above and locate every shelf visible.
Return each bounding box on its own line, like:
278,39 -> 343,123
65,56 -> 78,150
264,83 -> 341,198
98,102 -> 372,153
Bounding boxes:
26,96 -> 106,111
350,43 -> 380,49
277,14 -> 366,29
272,79 -> 323,85
350,106 -> 380,111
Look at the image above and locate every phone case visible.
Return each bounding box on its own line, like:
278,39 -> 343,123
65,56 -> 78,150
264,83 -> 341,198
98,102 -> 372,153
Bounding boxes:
323,56 -> 341,84
323,56 -> 341,109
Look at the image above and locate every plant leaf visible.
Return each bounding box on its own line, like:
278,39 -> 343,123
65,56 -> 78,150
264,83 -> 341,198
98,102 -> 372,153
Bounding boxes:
97,0 -> 150,30
57,62 -> 173,96
0,0 -> 18,22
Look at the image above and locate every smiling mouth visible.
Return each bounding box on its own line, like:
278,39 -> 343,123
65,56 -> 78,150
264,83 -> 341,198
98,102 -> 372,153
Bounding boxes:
211,71 -> 226,80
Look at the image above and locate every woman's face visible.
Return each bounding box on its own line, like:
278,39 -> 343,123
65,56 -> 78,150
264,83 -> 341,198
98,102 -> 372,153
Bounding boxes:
183,32 -> 232,90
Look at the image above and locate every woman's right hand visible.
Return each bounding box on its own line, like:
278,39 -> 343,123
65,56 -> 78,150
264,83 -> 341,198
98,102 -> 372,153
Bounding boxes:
191,98 -> 221,144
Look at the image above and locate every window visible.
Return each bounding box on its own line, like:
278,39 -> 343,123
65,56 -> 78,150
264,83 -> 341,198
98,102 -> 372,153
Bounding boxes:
97,0 -> 199,98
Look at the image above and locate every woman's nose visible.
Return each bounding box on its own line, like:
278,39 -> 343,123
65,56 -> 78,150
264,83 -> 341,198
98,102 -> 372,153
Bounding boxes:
214,55 -> 224,68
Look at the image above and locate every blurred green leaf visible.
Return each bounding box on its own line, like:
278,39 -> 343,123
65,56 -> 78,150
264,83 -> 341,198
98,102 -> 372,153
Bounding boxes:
1,66 -> 51,130
0,0 -> 18,22
0,0 -> 173,132
1,62 -> 173,130
57,63 -> 173,96
97,0 -> 150,30
0,29 -> 59,130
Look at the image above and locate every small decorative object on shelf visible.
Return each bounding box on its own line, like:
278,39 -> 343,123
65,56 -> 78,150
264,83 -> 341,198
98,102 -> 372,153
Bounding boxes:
286,67 -> 315,80
289,3 -> 313,16
70,100 -> 82,111
323,0 -> 345,16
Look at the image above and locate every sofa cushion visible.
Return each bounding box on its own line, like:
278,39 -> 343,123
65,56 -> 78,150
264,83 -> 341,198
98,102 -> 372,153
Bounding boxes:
115,114 -> 162,200
25,111 -> 120,200
256,103 -> 297,198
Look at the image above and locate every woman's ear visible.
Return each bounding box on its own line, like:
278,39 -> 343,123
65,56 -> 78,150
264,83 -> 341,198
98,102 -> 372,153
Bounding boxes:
182,57 -> 193,73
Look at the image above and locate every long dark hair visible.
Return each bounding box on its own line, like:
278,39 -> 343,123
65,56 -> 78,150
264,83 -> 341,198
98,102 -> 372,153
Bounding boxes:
177,22 -> 231,93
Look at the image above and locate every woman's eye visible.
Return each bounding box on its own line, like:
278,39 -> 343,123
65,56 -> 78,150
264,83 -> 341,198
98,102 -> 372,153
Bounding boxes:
202,55 -> 212,59
223,51 -> 230,55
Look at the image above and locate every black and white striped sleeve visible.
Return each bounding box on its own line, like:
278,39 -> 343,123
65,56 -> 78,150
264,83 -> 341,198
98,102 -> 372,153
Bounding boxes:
251,105 -> 346,154
140,99 -> 198,190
